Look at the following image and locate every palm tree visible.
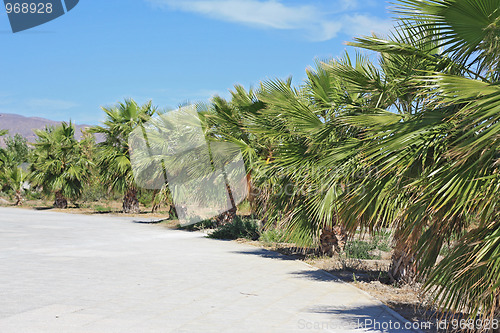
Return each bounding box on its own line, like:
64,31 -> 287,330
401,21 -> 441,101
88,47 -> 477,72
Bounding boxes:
338,0 -> 500,318
0,129 -> 8,169
203,86 -> 268,222
90,99 -> 156,213
394,0 -> 500,319
248,58 -> 367,251
30,122 -> 92,208
0,166 -> 26,205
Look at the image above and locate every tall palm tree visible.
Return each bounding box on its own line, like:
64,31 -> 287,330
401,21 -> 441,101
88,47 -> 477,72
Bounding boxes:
248,57 -> 369,251
203,86 -> 268,221
30,122 -> 92,208
338,0 -> 500,318
90,99 -> 156,213
392,0 -> 500,319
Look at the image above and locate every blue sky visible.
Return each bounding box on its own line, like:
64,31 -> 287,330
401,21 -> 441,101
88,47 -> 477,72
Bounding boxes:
0,0 -> 393,124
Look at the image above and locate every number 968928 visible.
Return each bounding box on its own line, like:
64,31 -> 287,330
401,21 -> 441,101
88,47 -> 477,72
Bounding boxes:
5,2 -> 53,14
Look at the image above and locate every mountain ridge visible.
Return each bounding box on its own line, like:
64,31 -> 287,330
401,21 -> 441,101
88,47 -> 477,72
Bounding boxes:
0,113 -> 95,147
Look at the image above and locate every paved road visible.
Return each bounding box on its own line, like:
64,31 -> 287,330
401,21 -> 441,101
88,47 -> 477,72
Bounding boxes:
0,207 -> 417,333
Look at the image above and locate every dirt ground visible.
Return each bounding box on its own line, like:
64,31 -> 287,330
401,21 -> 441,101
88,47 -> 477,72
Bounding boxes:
309,256 -> 440,332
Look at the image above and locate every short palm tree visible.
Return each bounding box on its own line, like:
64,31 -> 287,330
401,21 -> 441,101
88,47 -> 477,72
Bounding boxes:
30,122 -> 92,208
90,99 -> 156,213
0,129 -> 8,169
0,166 -> 26,205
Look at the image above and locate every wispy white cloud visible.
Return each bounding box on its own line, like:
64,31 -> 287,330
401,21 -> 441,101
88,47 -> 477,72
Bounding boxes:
341,13 -> 392,37
146,0 -> 392,41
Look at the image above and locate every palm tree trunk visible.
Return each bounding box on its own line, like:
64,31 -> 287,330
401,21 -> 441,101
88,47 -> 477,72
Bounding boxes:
168,204 -> 178,219
388,239 -> 417,284
123,188 -> 140,214
151,189 -> 160,213
225,179 -> 237,217
215,168 -> 237,226
320,225 -> 347,256
246,172 -> 257,215
15,190 -> 22,206
494,289 -> 500,319
53,191 -> 68,209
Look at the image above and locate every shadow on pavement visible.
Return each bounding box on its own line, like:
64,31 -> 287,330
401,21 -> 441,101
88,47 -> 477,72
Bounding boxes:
231,248 -> 298,261
305,304 -> 415,332
289,269 -> 341,282
34,206 -> 53,211
132,219 -> 167,224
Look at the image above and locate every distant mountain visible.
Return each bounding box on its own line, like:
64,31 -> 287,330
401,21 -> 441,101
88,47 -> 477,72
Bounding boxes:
0,113 -> 95,147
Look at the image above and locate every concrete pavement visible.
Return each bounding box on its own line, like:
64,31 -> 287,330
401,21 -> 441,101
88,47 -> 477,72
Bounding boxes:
0,207 -> 418,332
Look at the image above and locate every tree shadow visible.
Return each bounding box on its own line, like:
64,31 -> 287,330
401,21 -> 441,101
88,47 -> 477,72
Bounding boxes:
90,210 -> 113,214
291,270 -> 455,332
304,304 -> 414,333
289,269 -> 341,282
33,206 -> 53,211
132,219 -> 167,224
231,248 -> 299,261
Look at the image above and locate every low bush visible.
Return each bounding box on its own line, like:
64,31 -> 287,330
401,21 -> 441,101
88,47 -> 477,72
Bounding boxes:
259,229 -> 286,244
209,217 -> 260,240
178,218 -> 217,231
94,205 -> 111,212
345,240 -> 379,260
371,230 -> 392,252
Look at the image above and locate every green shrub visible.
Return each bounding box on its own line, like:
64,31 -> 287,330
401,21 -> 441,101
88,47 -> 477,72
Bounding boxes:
259,229 -> 286,244
236,200 -> 251,214
25,190 -> 42,200
209,217 -> 260,240
138,190 -> 155,207
94,205 -> 111,212
372,230 -> 392,252
345,240 -> 379,260
178,218 -> 217,231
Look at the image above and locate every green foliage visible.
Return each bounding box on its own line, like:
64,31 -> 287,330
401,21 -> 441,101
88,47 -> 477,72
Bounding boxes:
178,218 -> 217,231
236,200 -> 251,215
90,99 -> 157,213
90,99 -> 156,195
2,0 -> 492,319
0,130 -> 9,171
209,217 -> 260,240
94,205 -> 111,213
4,134 -> 30,166
371,231 -> 392,253
199,0 -> 500,319
24,190 -> 42,200
29,122 -> 92,204
345,241 -> 379,260
138,189 -> 155,207
259,229 -> 286,245
0,166 -> 26,191
343,232 -> 391,260
79,179 -> 108,202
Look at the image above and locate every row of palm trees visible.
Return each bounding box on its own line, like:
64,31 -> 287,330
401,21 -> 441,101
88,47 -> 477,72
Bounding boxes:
200,0 -> 500,321
0,101 -> 156,213
0,0 -> 498,321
